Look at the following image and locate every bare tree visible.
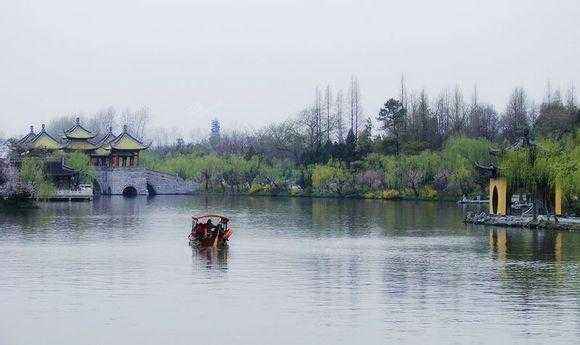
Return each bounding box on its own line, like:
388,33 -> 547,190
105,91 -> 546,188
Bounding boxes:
149,127 -> 170,148
121,106 -> 151,140
45,115 -> 69,136
400,74 -> 408,110
324,85 -> 333,144
451,86 -> 467,136
314,87 -> 322,149
259,119 -> 306,163
566,83 -> 577,114
480,104 -> 499,141
86,106 -> 117,137
434,89 -> 452,139
502,87 -> 530,142
299,106 -> 319,153
468,85 -> 483,138
349,75 -> 362,138
336,90 -> 345,143
535,84 -> 574,139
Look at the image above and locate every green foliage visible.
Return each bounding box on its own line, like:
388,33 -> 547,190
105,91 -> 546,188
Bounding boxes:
420,186 -> 438,200
536,138 -> 577,199
442,137 -> 492,195
499,137 -> 578,200
67,152 -> 97,183
377,98 -> 406,154
139,130 -> 576,202
443,137 -> 491,171
311,159 -> 353,196
499,148 -> 536,189
20,157 -> 55,199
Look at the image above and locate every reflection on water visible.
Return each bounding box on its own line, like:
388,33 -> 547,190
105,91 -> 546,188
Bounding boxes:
191,244 -> 229,271
488,228 -> 572,295
489,228 -> 566,262
0,196 -> 578,345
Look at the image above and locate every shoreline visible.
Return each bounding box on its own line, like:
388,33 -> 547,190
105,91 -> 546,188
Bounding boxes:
464,212 -> 579,232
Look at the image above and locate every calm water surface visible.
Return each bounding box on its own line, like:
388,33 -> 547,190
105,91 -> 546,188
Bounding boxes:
0,196 -> 578,345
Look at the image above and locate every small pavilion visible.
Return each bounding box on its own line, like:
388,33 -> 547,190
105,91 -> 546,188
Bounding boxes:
16,124 -> 61,154
61,118 -> 98,153
476,138 -> 564,216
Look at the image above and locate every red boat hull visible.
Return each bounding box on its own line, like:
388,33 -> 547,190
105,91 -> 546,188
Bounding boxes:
189,223 -> 233,248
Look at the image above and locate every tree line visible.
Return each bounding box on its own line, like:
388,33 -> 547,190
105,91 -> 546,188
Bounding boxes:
143,78 -> 578,206
2,77 -> 578,207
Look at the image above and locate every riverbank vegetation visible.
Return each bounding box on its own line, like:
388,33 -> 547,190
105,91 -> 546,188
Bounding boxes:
0,152 -> 96,204
141,80 -> 579,206
0,159 -> 35,202
3,78 -> 578,207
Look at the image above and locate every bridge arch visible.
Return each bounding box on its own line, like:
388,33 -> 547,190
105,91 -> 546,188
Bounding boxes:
93,179 -> 102,195
122,186 -> 138,197
146,182 -> 157,196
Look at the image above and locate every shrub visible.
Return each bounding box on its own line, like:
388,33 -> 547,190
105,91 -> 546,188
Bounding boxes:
420,186 -> 438,200
20,157 -> 54,199
67,152 -> 96,183
311,159 -> 353,196
381,189 -> 400,200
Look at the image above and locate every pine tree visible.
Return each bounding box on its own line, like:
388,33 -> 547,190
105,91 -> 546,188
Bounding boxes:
377,98 -> 406,155
210,118 -> 221,147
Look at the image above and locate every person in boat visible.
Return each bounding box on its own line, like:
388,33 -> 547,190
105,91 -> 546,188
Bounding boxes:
206,218 -> 216,230
217,218 -> 228,235
206,219 -> 222,237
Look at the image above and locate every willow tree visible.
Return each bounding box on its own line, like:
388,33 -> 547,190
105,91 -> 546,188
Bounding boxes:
20,157 -> 55,199
67,152 -> 97,184
499,137 -> 577,217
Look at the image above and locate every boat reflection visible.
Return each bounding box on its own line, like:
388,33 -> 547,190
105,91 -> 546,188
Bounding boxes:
190,243 -> 229,271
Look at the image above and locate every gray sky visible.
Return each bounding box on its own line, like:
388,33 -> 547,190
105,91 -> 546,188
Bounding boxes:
1,0 -> 579,137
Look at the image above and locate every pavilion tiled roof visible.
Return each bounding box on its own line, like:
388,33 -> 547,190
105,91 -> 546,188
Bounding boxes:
94,127 -> 116,147
26,125 -> 62,151
62,140 -> 97,151
110,125 -> 149,151
17,126 -> 37,145
90,127 -> 117,156
64,117 -> 97,140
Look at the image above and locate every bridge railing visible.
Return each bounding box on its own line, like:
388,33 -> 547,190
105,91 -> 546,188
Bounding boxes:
144,169 -> 182,179
94,166 -> 180,179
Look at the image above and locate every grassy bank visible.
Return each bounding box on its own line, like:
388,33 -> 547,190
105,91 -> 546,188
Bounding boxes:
142,137 -> 495,201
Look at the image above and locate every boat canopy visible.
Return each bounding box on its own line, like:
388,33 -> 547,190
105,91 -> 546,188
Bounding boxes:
192,214 -> 230,223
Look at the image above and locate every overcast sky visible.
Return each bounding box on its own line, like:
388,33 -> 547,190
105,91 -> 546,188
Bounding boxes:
1,0 -> 579,137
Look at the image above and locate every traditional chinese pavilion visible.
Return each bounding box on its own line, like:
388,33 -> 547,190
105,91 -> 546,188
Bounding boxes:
91,124 -> 149,168
16,124 -> 61,154
13,118 -> 194,197
16,118 -> 149,168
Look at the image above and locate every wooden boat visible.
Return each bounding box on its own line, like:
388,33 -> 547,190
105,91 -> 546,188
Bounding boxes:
188,214 -> 233,248
457,196 -> 489,204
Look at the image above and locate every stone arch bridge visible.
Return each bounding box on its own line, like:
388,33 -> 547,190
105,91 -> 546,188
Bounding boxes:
95,168 -> 197,196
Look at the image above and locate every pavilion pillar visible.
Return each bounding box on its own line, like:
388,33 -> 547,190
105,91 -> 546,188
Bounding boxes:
554,184 -> 563,216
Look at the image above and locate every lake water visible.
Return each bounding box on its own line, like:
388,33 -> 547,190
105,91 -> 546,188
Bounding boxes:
0,196 -> 578,345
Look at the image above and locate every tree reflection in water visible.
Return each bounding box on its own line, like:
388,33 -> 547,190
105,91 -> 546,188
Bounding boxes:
488,228 -> 574,297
